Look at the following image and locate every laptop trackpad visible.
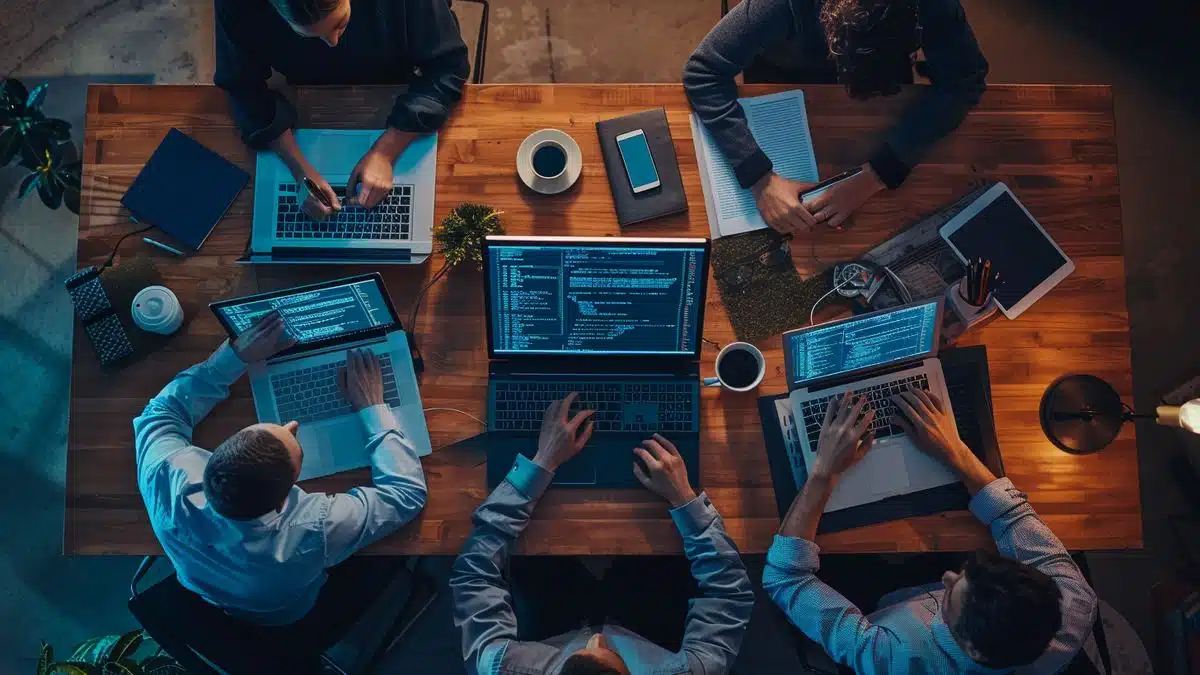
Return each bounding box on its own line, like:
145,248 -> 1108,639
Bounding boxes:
553,453 -> 597,486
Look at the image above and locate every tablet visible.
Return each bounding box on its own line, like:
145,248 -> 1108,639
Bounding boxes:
939,183 -> 1074,319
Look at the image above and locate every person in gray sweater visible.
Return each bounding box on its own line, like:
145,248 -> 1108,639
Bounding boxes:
684,0 -> 988,232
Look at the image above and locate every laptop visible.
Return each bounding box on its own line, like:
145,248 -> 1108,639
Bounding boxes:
210,273 -> 431,480
240,129 -> 437,265
482,235 -> 711,489
781,299 -> 959,512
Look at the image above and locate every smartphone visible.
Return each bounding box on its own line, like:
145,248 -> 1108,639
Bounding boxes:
615,129 -> 661,193
799,167 -> 863,205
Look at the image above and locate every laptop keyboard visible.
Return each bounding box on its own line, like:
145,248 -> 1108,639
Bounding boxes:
797,373 -> 930,450
272,354 -> 403,425
491,380 -> 697,433
275,183 -> 414,241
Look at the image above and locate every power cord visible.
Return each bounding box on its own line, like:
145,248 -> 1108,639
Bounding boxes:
101,224 -> 153,271
809,273 -> 865,326
423,407 -> 486,427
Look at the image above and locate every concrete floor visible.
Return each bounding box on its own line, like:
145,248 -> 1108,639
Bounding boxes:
2,0 -> 1198,671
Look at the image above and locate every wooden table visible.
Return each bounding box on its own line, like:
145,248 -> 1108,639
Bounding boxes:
68,83 -> 1141,556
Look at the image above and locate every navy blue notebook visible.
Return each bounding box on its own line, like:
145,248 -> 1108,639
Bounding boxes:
759,345 -> 1005,533
121,128 -> 249,251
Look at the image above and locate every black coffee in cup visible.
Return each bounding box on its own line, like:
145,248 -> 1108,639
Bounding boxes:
718,349 -> 760,389
532,143 -> 568,178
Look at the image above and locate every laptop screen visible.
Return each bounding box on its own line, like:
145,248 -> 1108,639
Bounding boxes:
212,275 -> 397,347
784,300 -> 941,388
485,237 -> 709,357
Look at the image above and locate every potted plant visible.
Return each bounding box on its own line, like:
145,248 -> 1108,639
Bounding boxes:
0,77 -> 82,213
35,629 -> 184,674
407,202 -> 504,326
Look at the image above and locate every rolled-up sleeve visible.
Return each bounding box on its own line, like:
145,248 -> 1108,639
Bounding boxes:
322,405 -> 427,565
387,0 -> 469,132
213,0 -> 297,148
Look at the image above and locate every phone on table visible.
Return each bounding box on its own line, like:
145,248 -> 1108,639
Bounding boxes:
615,129 -> 661,193
800,167 -> 863,205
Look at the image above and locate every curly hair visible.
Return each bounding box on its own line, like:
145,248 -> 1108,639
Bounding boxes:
819,0 -> 920,99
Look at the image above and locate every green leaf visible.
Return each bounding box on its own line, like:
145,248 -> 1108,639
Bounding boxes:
64,184 -> 81,214
102,661 -> 144,675
138,656 -> 184,675
19,138 -> 47,171
35,117 -> 71,142
26,83 -> 48,112
1,78 -> 29,110
70,636 -> 119,664
38,642 -> 54,675
49,663 -> 100,675
104,632 -> 144,664
20,171 -> 39,198
38,175 -> 63,209
0,126 -> 18,166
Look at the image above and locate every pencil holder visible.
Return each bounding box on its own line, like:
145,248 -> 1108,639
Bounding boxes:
946,277 -> 997,329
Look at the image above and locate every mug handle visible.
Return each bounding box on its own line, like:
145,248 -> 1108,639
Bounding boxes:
702,376 -> 722,388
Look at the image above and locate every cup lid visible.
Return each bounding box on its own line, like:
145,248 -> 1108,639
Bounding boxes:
133,286 -> 178,326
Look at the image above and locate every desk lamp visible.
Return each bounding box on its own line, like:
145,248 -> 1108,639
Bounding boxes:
1039,374 -> 1200,453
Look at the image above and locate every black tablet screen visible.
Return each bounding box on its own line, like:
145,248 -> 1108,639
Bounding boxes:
947,192 -> 1068,310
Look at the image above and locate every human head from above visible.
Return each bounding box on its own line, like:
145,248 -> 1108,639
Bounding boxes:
269,0 -> 352,47
561,634 -> 630,675
820,0 -> 921,99
940,548 -> 1063,668
203,421 -> 304,519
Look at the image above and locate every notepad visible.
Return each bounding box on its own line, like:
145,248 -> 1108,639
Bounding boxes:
691,89 -> 819,238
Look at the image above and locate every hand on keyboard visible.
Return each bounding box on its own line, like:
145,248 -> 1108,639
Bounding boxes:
632,434 -> 697,509
532,392 -> 596,472
812,392 -> 877,480
300,171 -> 341,220
348,145 -> 400,209
232,311 -> 296,364
890,390 -> 972,470
337,349 -> 385,411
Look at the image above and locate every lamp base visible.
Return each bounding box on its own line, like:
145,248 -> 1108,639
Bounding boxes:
1039,374 -> 1125,454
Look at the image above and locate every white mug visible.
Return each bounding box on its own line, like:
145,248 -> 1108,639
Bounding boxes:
702,342 -> 766,392
132,285 -> 183,335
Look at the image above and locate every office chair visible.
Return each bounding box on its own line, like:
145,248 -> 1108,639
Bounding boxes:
452,0 -> 490,84
128,555 -> 438,675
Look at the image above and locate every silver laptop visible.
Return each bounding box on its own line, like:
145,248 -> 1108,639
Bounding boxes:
210,273 -> 431,480
782,299 -> 958,511
241,129 -> 436,265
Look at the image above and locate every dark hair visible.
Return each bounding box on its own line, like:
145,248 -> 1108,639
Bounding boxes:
203,427 -> 295,520
269,0 -> 342,26
820,0 -> 921,99
953,548 -> 1063,668
561,654 -> 622,675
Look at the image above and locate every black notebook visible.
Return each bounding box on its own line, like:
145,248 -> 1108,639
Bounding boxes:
758,345 -> 1005,533
596,108 -> 688,227
121,128 -> 249,252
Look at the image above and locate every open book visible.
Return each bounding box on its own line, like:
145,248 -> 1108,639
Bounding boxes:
690,89 -> 819,239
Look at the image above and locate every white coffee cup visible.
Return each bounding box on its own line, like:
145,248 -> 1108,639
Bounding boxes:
702,342 -> 766,392
132,285 -> 183,335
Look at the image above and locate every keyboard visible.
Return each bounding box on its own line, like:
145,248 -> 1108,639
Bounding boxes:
272,353 -> 403,425
490,380 -> 697,433
797,373 -> 930,450
275,183 -> 414,241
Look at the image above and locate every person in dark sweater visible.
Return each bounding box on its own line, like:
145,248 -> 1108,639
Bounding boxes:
215,0 -> 469,219
684,0 -> 988,232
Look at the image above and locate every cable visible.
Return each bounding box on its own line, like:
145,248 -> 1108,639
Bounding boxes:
810,274 -> 863,326
423,407 -> 486,427
101,224 -> 153,271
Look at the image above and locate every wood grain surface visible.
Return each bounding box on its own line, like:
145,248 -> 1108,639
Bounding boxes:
67,83 -> 1140,555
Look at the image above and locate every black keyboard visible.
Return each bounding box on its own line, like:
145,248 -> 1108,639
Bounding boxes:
490,380 -> 697,433
797,373 -> 931,450
272,354 -> 403,425
275,183 -> 413,240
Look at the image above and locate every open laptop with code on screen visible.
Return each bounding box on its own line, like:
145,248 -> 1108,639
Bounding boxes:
782,299 -> 959,512
482,236 -> 711,489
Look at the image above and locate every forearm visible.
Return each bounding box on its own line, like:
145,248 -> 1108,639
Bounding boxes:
270,130 -> 316,180
779,472 -> 835,541
948,448 -> 996,496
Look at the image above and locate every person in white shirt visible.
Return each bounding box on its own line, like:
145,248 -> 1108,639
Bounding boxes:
132,311 -> 427,655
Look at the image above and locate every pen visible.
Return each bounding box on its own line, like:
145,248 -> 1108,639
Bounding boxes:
144,237 -> 185,256
980,259 -> 992,304
302,176 -> 334,209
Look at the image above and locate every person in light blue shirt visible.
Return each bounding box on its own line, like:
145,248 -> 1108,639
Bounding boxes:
765,389 -> 1098,674
132,311 -> 428,628
450,393 -> 756,675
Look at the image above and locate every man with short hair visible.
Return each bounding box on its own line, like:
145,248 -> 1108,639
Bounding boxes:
450,393 -> 755,675
132,311 -> 428,628
765,389 -> 1097,673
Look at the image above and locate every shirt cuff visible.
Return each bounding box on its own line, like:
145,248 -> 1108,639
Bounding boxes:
209,341 -> 248,382
669,492 -> 718,537
969,477 -> 1024,526
505,454 -> 555,500
766,535 -> 821,573
867,143 -> 911,189
734,148 -> 774,189
358,404 -> 401,438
